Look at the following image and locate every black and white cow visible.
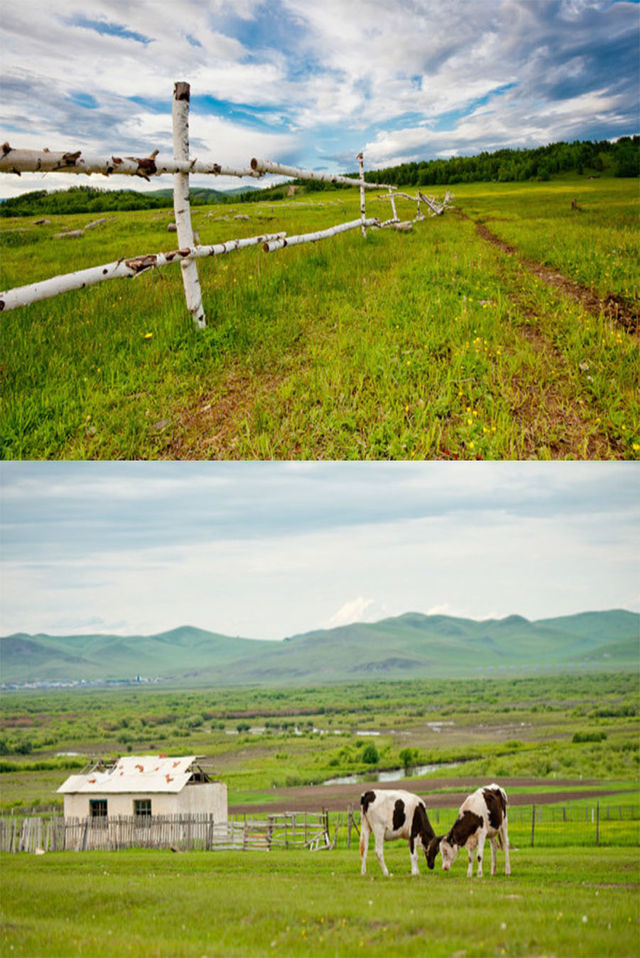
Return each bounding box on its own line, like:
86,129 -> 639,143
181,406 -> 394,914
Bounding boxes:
360,788 -> 436,876
426,783 -> 510,878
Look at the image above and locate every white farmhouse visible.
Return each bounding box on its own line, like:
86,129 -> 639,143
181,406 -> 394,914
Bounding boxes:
57,755 -> 227,821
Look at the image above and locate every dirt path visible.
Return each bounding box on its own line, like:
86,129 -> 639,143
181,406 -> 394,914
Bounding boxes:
467,215 -> 639,334
457,211 -> 632,458
229,776 -> 624,815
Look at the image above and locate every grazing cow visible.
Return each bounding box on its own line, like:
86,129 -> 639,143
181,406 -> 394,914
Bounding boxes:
426,783 -> 510,878
360,788 -> 436,876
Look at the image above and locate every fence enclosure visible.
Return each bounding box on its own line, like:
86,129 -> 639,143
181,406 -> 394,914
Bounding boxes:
2,803 -> 637,854
0,82 -> 453,324
0,811 -> 333,854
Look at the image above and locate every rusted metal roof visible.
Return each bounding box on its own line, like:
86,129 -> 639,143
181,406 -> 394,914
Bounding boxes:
57,755 -> 202,794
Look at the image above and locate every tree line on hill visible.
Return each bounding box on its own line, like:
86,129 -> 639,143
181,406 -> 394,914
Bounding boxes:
363,136 -> 639,187
1,136 -> 637,217
0,184 -> 258,218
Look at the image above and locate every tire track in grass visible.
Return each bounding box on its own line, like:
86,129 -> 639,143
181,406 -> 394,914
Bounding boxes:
459,211 -> 628,459
464,213 -> 639,334
502,299 -> 615,459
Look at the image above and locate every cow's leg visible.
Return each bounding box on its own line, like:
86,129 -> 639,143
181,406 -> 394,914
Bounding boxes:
409,838 -> 420,876
360,818 -> 370,875
490,837 -> 497,876
466,847 -> 474,878
502,822 -> 511,876
476,831 -> 486,878
373,829 -> 390,877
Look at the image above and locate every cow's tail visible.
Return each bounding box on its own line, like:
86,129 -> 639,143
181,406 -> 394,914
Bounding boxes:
497,786 -> 508,849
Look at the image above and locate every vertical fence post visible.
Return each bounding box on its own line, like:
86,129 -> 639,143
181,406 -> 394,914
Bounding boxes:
531,805 -> 535,847
596,801 -> 600,846
172,81 -> 206,329
389,187 -> 398,222
357,152 -> 366,237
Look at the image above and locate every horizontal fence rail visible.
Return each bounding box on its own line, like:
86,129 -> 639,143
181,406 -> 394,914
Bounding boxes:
249,156 -> 386,190
0,232 -> 286,311
0,146 -> 260,181
0,81 -> 451,326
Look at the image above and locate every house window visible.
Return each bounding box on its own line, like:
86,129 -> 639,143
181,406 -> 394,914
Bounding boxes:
89,799 -> 107,821
134,798 -> 152,820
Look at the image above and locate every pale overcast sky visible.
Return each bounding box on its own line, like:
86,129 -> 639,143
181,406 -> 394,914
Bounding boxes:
1,0 -> 638,199
1,461 -> 638,639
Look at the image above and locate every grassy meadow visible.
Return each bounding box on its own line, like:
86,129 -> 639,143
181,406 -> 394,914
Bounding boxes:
1,847 -> 639,958
1,177 -> 638,460
1,673 -> 638,956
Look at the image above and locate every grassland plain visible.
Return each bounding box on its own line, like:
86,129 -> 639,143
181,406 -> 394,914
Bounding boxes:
1,847 -> 638,957
1,177 -> 638,460
1,673 -> 637,810
1,675 -> 638,955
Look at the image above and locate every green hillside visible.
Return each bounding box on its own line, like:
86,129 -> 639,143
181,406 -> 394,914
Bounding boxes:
1,610 -> 637,687
0,626 -> 263,684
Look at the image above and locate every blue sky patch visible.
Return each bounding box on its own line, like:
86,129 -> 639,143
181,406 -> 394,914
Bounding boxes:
66,91 -> 99,110
66,15 -> 154,46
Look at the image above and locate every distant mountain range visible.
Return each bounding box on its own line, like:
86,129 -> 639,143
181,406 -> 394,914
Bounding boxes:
2,610 -> 638,687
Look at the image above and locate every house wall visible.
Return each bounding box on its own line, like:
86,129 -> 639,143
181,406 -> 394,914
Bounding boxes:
63,783 -> 227,820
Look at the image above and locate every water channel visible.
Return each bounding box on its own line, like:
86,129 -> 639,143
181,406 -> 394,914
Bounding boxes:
321,762 -> 460,786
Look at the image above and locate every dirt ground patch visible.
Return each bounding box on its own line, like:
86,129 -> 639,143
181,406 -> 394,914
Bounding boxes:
159,366 -> 281,459
229,776 -> 622,815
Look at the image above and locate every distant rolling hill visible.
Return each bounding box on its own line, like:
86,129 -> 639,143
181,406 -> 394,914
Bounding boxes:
1,610 -> 637,687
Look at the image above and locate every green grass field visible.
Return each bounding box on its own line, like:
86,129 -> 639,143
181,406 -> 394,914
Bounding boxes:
1,675 -> 638,955
1,847 -> 638,957
1,177 -> 638,460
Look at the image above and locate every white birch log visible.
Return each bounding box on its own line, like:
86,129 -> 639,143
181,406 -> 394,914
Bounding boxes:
263,218 -> 378,252
377,189 -> 399,223
388,188 -> 398,222
0,144 -> 261,180
418,190 -> 454,216
250,157 -> 387,190
357,153 -> 367,237
172,82 -> 205,328
0,234 -> 285,312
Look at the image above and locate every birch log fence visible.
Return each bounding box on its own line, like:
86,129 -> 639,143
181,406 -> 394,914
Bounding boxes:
0,81 -> 453,326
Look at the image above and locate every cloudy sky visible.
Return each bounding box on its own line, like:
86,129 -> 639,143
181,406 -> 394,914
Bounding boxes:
1,461 -> 638,640
1,0 -> 638,199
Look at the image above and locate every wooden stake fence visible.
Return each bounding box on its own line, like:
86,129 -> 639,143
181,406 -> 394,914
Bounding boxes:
0,82 -> 455,325
1,805 -> 637,854
0,811 -> 332,854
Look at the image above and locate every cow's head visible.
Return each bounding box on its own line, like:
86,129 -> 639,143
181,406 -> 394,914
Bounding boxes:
425,835 -> 442,870
439,836 -> 458,871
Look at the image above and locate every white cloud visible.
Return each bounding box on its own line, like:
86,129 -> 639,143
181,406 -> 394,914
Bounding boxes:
327,596 -> 376,629
2,462 -> 638,640
0,0 -> 637,198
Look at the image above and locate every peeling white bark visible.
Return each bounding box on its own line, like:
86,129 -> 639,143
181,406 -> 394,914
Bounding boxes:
172,82 -> 205,328
388,188 -> 399,222
250,157 -> 386,190
262,218 -> 378,252
357,152 -> 367,237
0,144 -> 260,180
0,234 -> 286,312
418,190 -> 455,216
